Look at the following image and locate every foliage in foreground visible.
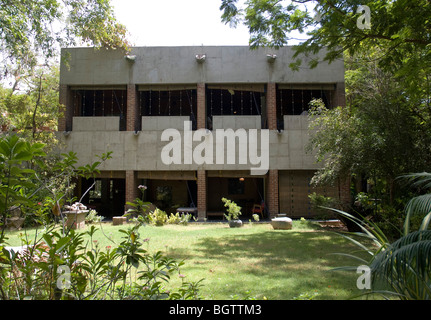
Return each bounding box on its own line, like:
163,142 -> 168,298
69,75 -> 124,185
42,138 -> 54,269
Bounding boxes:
0,135 -> 202,300
329,173 -> 431,300
0,221 -> 202,300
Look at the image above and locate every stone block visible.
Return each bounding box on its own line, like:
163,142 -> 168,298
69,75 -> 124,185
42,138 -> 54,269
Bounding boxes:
113,216 -> 127,226
271,216 -> 293,230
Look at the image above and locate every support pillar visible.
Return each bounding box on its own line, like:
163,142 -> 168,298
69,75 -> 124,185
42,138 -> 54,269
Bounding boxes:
125,170 -> 138,213
334,82 -> 346,108
267,170 -> 279,218
197,83 -> 206,129
196,84 -> 208,220
127,84 -> 139,131
266,82 -> 277,130
197,170 -> 207,220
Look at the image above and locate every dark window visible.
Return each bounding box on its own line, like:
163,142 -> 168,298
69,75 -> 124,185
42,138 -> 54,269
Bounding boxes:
228,178 -> 245,195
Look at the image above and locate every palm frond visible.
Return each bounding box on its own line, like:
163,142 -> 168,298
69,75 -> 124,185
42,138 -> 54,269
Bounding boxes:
420,212 -> 431,232
398,172 -> 431,189
404,194 -> 431,235
322,207 -> 390,249
370,231 -> 431,300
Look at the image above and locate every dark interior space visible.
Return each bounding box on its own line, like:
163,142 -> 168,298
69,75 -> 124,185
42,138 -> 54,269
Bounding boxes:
141,179 -> 197,215
276,88 -> 334,130
79,178 -> 126,219
206,88 -> 264,130
71,89 -> 128,131
139,89 -> 198,129
207,177 -> 265,220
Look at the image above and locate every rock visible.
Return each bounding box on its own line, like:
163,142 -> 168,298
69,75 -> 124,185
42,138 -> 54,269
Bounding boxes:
6,217 -> 25,230
228,220 -> 243,228
271,217 -> 293,230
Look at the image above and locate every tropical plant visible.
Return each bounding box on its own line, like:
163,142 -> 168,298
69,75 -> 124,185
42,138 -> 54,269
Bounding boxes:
221,197 -> 242,221
327,172 -> 431,300
0,135 -> 46,237
167,212 -> 192,226
148,208 -> 168,227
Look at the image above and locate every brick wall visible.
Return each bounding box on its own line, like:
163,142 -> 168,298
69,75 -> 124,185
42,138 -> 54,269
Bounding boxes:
197,83 -> 206,129
267,169 -> 279,218
197,170 -> 207,220
266,82 -> 277,130
334,82 -> 346,108
125,170 -> 138,212
127,84 -> 138,131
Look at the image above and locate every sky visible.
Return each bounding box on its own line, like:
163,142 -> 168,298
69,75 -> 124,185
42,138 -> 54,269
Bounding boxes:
110,0 -> 252,47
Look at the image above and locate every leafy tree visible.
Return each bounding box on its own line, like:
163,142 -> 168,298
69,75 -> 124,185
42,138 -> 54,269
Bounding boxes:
220,0 -> 431,75
307,51 -> 431,198
329,173 -> 431,300
221,2 -> 431,226
0,0 -> 129,78
1,66 -> 62,136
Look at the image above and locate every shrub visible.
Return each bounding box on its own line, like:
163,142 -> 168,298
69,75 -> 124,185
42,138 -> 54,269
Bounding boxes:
221,198 -> 242,221
85,209 -> 104,224
0,223 -> 203,300
149,208 -> 168,226
167,212 -> 192,226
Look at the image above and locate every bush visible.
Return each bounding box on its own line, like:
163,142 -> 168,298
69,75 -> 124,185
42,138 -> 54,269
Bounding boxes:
221,198 -> 242,221
85,209 -> 104,224
308,192 -> 338,219
167,212 -> 192,225
0,136 -> 202,300
149,208 -> 168,226
0,223 -> 203,300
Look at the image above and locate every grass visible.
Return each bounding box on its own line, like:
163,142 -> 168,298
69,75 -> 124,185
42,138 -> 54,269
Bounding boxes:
3,220 -> 370,300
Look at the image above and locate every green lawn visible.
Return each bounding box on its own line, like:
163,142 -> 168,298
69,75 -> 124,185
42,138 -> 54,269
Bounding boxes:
4,220 -> 370,300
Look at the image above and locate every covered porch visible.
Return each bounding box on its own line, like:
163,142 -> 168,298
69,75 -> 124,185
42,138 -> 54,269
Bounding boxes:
206,170 -> 266,220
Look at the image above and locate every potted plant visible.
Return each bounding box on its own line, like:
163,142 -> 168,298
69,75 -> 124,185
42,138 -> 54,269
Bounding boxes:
222,197 -> 242,228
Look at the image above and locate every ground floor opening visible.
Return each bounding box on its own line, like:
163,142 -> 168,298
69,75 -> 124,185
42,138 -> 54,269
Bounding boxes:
79,175 -> 126,220
74,169 -> 347,221
207,171 -> 265,220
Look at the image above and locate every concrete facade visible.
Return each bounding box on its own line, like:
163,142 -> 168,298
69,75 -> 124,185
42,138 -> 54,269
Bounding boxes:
59,46 -> 346,220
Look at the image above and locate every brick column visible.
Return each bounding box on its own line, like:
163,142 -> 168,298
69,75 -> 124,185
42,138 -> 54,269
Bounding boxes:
59,85 -> 72,132
334,82 -> 346,108
127,84 -> 139,131
197,170 -> 207,220
267,170 -> 279,218
267,82 -> 277,130
196,84 -> 207,220
125,170 -> 138,212
197,83 -> 206,129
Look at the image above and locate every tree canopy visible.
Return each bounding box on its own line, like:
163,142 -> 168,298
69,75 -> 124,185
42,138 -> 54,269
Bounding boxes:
0,0 -> 129,79
220,0 -> 431,77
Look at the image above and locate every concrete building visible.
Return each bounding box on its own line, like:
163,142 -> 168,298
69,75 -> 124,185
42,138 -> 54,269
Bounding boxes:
58,46 -> 348,220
